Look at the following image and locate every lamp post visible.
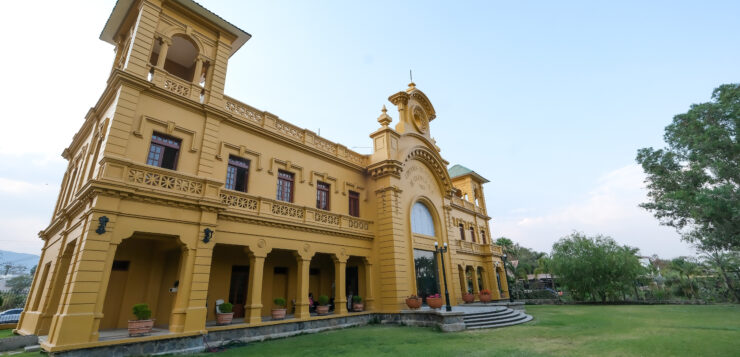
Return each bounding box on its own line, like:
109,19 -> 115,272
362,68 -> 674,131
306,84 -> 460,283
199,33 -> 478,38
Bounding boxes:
434,242 -> 452,312
501,253 -> 514,302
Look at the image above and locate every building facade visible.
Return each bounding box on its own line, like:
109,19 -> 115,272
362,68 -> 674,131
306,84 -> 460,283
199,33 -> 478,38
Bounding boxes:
16,0 -> 508,352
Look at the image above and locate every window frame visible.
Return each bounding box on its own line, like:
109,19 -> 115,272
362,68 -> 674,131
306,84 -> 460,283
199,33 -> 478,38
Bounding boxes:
276,170 -> 295,203
225,155 -> 250,192
147,132 -> 181,170
316,181 -> 330,211
469,227 -> 476,243
459,224 -> 465,241
480,229 -> 487,244
348,190 -> 360,217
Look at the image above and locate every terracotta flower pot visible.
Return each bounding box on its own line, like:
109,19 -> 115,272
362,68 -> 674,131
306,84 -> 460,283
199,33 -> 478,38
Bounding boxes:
426,297 -> 444,309
462,293 -> 475,303
479,293 -> 492,303
315,305 -> 330,315
128,319 -> 154,336
405,298 -> 422,309
271,308 -> 287,320
216,312 -> 233,325
352,303 -> 364,312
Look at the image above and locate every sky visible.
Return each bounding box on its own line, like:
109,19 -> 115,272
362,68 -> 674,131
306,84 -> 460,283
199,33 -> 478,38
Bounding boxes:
1,0 -> 739,257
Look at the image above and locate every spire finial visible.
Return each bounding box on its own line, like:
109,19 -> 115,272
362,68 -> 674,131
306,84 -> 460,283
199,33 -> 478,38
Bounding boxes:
377,105 -> 392,127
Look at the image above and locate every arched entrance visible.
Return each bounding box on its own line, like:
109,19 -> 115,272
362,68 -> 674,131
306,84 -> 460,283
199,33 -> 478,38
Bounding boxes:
100,234 -> 183,330
410,201 -> 441,303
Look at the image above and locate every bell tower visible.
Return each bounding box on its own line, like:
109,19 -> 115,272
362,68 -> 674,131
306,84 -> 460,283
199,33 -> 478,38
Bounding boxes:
388,82 -> 437,139
100,0 -> 251,106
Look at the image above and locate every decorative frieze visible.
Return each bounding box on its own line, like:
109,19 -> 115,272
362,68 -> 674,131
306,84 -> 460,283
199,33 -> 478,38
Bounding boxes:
127,168 -> 203,194
220,192 -> 258,211
225,100 -> 263,124
163,78 -> 191,97
271,202 -> 305,219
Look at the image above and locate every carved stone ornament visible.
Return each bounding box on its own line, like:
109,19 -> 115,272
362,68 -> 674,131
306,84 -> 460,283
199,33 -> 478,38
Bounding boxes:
95,216 -> 109,235
257,239 -> 266,248
303,243 -> 310,253
202,228 -> 214,243
377,105 -> 392,127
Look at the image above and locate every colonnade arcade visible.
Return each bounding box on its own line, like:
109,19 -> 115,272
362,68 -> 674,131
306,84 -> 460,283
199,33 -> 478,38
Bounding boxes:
89,227 -> 374,335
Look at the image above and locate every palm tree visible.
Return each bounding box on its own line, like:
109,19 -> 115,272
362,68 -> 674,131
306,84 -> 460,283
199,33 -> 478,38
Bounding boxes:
668,258 -> 700,299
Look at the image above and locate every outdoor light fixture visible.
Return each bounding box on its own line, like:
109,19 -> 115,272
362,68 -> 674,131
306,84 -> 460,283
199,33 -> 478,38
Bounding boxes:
434,241 -> 452,312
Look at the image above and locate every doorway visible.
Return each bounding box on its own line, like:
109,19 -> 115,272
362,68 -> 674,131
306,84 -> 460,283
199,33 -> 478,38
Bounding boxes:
413,249 -> 440,303
228,265 -> 249,318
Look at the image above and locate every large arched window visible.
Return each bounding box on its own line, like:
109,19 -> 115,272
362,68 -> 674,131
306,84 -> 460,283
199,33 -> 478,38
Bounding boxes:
411,202 -> 435,236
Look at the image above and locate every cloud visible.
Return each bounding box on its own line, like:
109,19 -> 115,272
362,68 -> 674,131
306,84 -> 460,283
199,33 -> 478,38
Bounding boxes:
0,177 -> 54,195
0,216 -> 46,255
494,164 -> 695,258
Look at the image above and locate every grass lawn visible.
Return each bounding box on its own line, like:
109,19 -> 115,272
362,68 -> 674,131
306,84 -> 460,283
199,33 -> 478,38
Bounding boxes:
0,329 -> 14,338
199,305 -> 740,357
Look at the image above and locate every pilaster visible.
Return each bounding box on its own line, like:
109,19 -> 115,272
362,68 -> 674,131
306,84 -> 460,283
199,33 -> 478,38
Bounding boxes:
123,0 -> 162,79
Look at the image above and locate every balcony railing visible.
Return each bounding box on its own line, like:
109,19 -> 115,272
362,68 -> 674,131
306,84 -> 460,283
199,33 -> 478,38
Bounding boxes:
450,196 -> 487,215
219,190 -> 373,236
455,240 -> 497,256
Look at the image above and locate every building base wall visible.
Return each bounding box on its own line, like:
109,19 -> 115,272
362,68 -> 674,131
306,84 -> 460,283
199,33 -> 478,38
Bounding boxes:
46,311 -> 466,356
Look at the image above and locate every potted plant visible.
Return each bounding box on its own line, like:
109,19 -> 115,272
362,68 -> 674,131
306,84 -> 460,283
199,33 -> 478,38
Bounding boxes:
272,297 -> 287,320
426,293 -> 444,309
352,295 -> 364,311
479,289 -> 492,303
405,294 -> 422,309
128,303 -> 154,336
462,289 -> 475,303
315,295 -> 330,315
216,302 -> 234,325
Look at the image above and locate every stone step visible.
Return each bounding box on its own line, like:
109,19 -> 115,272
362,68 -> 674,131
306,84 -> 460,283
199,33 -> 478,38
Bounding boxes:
461,308 -> 508,318
465,313 -> 529,328
463,309 -> 516,321
464,311 -> 527,326
465,314 -> 534,329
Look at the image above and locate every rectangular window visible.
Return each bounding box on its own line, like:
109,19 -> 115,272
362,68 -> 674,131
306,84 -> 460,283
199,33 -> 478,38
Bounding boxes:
470,227 -> 476,243
316,181 -> 330,210
348,191 -> 360,217
276,170 -> 294,202
480,230 -> 487,244
225,156 -> 250,192
459,224 -> 465,241
147,132 -> 181,170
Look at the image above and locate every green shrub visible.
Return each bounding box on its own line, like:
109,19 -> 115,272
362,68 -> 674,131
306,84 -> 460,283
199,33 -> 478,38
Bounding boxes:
273,297 -> 286,307
352,295 -> 362,303
132,303 -> 152,320
318,295 -> 330,306
219,302 -> 233,313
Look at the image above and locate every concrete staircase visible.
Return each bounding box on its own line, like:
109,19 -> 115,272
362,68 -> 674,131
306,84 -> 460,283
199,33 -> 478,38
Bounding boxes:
463,306 -> 533,329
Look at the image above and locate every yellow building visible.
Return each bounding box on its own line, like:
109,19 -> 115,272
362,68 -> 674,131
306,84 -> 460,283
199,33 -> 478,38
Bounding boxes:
16,0 -> 509,353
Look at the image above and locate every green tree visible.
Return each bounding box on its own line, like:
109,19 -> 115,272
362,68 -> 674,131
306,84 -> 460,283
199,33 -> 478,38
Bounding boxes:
551,232 -> 645,302
699,248 -> 740,301
667,257 -> 701,299
636,84 -> 740,251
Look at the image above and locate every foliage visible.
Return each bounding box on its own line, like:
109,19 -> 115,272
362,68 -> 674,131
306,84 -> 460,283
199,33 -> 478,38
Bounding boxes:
196,305 -> 740,357
219,302 -> 233,313
132,303 -> 152,320
273,298 -> 286,307
352,295 -> 362,303
636,84 -> 740,252
5,275 -> 32,294
550,232 -> 645,302
318,295 -> 329,306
